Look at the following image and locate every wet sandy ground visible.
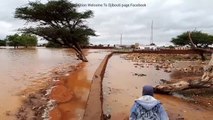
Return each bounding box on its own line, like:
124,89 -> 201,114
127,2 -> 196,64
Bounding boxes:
103,54 -> 213,120
155,94 -> 213,120
49,49 -> 111,120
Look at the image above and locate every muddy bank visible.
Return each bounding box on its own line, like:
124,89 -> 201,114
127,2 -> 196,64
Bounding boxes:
155,94 -> 213,120
0,48 -> 78,119
14,49 -> 111,120
16,64 -> 79,120
48,49 -> 111,120
48,63 -> 89,120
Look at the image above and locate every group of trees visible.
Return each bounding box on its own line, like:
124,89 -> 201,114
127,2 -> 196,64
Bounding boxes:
171,31 -> 213,48
4,34 -> 37,48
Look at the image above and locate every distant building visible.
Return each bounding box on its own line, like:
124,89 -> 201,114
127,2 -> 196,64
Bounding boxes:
144,44 -> 157,50
174,45 -> 190,50
138,45 -> 145,49
114,44 -> 132,49
135,43 -> 158,50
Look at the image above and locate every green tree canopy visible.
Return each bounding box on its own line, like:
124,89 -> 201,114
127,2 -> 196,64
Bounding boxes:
6,34 -> 37,48
0,40 -> 6,46
6,34 -> 21,48
15,0 -> 96,62
19,34 -> 37,48
46,41 -> 62,48
171,31 -> 213,48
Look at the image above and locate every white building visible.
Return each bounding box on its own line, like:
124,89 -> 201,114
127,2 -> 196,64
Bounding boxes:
174,45 -> 190,50
136,43 -> 158,50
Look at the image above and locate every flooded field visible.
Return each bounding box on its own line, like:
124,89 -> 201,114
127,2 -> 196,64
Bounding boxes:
1,48 -> 212,120
0,48 -> 111,120
0,48 -> 78,119
103,54 -> 213,120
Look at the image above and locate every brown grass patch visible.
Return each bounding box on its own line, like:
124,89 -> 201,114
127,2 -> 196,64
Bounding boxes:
170,70 -> 203,79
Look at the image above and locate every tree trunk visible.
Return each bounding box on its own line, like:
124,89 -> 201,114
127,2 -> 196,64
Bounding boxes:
71,42 -> 88,62
154,32 -> 213,94
189,32 -> 207,61
154,54 -> 213,94
76,51 -> 88,62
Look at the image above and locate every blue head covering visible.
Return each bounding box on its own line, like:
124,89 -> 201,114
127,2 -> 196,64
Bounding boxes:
142,85 -> 154,96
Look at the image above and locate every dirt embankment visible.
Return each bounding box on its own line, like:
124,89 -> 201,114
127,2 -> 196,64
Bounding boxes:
83,53 -> 113,120
48,62 -> 91,120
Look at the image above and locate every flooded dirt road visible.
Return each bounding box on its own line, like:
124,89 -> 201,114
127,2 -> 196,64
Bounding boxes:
103,54 -> 213,120
49,49 -> 111,120
0,48 -> 78,119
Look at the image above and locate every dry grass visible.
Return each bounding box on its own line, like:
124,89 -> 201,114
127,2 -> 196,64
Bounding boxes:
170,70 -> 203,79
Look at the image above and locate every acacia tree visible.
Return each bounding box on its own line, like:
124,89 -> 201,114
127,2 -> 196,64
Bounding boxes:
6,34 -> 21,48
171,31 -> 213,48
19,34 -> 38,48
15,0 -> 96,62
6,34 -> 37,48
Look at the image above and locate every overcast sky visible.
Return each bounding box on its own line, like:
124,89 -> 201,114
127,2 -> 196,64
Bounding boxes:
0,0 -> 213,46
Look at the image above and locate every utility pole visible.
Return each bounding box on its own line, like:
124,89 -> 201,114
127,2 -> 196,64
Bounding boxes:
150,20 -> 153,44
120,33 -> 122,45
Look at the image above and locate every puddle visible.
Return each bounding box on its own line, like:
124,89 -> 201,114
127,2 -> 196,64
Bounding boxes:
103,54 -> 213,120
103,54 -> 170,119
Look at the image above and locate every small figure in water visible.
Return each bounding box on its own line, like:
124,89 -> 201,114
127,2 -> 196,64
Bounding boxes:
130,85 -> 169,120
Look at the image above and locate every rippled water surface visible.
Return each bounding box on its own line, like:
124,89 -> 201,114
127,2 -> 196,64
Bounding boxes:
0,48 -> 78,119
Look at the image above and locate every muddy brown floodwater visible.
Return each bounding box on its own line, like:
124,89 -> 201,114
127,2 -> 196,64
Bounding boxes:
0,48 -> 79,120
103,54 -> 213,120
49,49 -> 111,120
